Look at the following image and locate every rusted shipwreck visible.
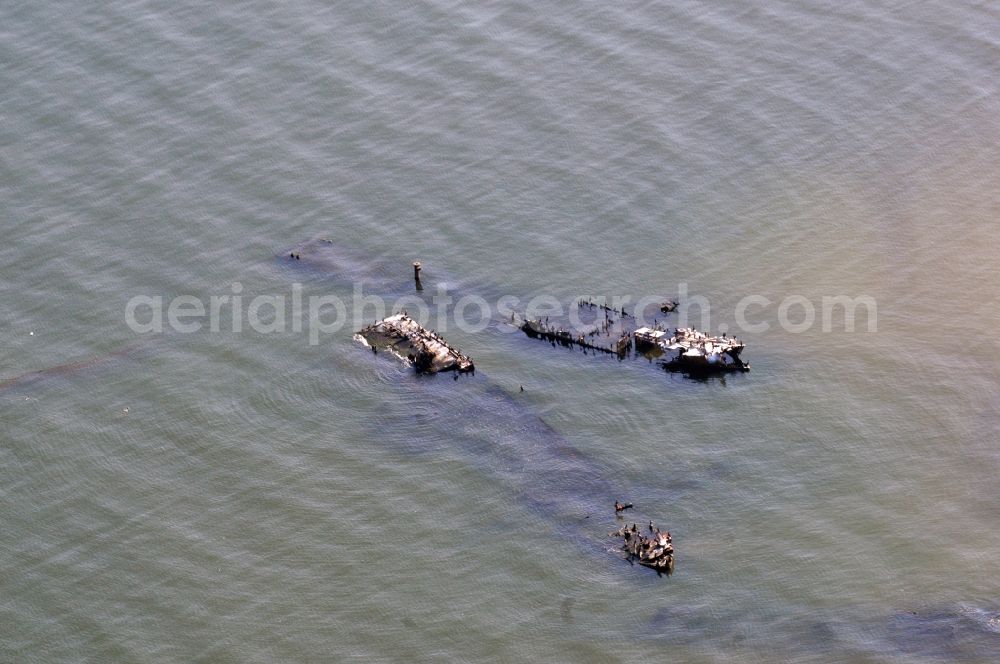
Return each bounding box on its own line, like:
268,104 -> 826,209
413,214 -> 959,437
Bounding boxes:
518,319 -> 632,356
515,299 -> 635,357
514,298 -> 749,374
610,522 -> 675,573
635,326 -> 749,372
357,313 -> 474,374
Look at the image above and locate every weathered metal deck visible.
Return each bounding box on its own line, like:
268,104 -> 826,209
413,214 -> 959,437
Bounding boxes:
357,313 -> 474,374
655,327 -> 749,373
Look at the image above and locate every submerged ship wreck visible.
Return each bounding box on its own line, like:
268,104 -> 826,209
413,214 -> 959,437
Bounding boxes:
515,299 -> 635,357
356,313 -> 474,374
610,522 -> 675,573
514,298 -> 749,374
635,326 -> 750,373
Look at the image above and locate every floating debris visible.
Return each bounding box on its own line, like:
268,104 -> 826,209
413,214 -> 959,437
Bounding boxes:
357,313 -> 474,374
610,522 -> 675,573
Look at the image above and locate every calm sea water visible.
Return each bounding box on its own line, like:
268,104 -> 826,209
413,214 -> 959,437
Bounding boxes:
2,1 -> 999,661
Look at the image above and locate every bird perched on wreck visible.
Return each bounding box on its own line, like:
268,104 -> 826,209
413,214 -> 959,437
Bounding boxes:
615,500 -> 633,513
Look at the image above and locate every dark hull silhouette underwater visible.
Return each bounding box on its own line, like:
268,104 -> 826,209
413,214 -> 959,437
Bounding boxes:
280,237 -> 669,571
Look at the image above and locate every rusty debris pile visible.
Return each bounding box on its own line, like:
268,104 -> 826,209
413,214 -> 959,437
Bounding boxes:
356,313 -> 474,374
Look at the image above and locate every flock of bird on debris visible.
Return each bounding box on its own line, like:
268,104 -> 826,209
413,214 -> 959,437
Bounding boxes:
611,500 -> 675,573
